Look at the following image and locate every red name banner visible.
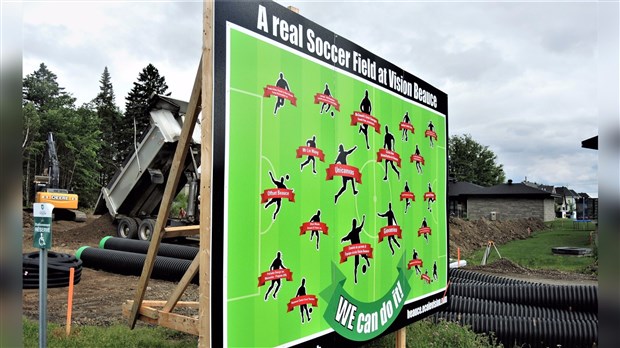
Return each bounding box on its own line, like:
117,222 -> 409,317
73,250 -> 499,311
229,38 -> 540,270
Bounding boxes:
400,192 -> 415,201
424,130 -> 437,140
418,227 -> 432,237
350,111 -> 381,133
421,274 -> 431,284
260,189 -> 296,203
287,295 -> 318,312
325,164 -> 362,183
340,243 -> 373,263
299,222 -> 329,236
378,225 -> 402,243
313,93 -> 340,111
423,192 -> 436,201
263,85 -> 298,106
257,268 -> 293,287
407,259 -> 423,270
410,154 -> 425,165
399,122 -> 414,132
376,149 -> 402,167
296,146 -> 325,161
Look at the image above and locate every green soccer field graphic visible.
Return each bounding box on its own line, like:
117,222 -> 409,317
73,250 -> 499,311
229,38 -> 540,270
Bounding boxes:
225,25 -> 447,347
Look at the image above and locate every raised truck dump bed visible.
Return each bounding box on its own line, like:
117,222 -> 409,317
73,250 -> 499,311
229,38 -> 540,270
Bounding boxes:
94,95 -> 201,240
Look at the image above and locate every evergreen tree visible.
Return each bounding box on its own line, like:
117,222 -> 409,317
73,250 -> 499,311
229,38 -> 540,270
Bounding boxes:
118,64 -> 170,165
448,134 -> 506,186
93,67 -> 123,186
23,62 -> 75,112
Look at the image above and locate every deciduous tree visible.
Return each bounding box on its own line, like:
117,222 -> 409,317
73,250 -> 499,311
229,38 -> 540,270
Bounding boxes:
448,134 -> 506,186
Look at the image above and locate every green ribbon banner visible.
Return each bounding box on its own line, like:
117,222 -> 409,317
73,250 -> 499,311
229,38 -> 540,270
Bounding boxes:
320,254 -> 412,341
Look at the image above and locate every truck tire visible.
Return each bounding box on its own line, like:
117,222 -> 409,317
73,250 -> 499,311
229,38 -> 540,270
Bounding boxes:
138,219 -> 156,241
117,217 -> 138,239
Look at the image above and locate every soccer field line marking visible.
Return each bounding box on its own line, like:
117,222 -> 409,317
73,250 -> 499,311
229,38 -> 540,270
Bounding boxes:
228,292 -> 260,302
230,87 -> 262,99
226,89 -> 264,305
357,159 -> 380,241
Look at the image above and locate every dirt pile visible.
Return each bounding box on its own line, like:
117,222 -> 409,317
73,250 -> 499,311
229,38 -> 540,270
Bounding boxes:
22,211 -> 116,253
448,217 -> 546,258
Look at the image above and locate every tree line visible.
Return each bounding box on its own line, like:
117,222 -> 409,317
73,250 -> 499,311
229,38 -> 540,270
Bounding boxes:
22,63 -> 169,208
22,63 -> 505,209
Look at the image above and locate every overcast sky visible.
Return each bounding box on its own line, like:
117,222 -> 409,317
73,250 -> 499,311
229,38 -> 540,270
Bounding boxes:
22,1 -> 599,197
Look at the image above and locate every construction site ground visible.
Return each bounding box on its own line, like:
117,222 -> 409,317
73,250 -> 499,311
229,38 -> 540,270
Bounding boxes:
21,212 -> 597,327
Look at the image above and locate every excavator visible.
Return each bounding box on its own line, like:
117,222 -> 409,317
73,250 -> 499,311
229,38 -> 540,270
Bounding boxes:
33,132 -> 87,222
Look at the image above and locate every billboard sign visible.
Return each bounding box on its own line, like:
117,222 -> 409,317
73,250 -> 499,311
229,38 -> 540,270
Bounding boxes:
213,1 -> 448,346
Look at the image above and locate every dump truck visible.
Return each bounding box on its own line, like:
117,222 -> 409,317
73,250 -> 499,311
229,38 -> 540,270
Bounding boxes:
94,94 -> 201,240
34,132 -> 87,222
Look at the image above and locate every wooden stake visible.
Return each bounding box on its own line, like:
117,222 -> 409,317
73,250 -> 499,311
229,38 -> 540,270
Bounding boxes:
457,247 -> 460,268
199,0 -> 214,346
395,327 -> 406,348
65,267 -> 74,336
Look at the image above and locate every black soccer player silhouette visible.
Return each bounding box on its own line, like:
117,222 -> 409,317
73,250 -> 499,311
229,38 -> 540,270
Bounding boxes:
340,215 -> 370,284
320,83 -> 334,117
412,248 -> 421,275
273,72 -> 290,115
309,210 -> 321,251
358,90 -> 372,149
426,182 -> 435,212
296,278 -> 311,323
403,181 -> 412,214
334,144 -> 359,204
427,120 -> 435,147
401,111 -> 410,141
264,251 -> 286,301
382,125 -> 400,181
421,217 -> 429,244
377,202 -> 401,255
433,261 -> 438,281
264,171 -> 290,220
300,135 -> 318,174
414,144 -> 423,174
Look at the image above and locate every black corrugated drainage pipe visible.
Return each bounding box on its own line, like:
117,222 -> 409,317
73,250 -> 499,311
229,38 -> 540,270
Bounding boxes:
448,283 -> 598,313
99,236 -> 198,260
433,311 -> 597,348
23,251 -> 82,289
448,295 -> 597,321
449,268 -> 530,285
76,246 -> 197,284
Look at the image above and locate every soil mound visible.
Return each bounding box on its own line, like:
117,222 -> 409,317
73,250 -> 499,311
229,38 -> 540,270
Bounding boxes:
448,217 -> 546,258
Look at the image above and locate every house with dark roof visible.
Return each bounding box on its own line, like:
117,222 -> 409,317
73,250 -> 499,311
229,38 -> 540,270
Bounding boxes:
554,186 -> 581,218
448,179 -> 557,221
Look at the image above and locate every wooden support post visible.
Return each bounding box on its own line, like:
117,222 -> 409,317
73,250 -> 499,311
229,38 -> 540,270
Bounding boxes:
128,56 -> 203,329
395,327 -> 406,348
162,254 -> 201,313
199,0 -> 214,346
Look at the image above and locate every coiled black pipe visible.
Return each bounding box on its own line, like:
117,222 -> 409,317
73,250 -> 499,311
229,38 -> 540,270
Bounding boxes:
449,268 -> 530,285
98,236 -> 198,260
432,311 -> 597,348
448,283 -> 598,313
448,295 -> 597,321
76,246 -> 197,284
23,251 -> 82,289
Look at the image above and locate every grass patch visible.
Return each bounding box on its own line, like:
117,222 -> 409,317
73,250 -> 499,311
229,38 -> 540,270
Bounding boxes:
24,317 -> 498,348
23,318 -> 197,348
362,318 -> 500,348
467,219 -> 596,274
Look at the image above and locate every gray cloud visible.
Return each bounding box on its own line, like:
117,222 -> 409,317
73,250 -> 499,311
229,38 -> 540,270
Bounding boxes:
23,1 -> 599,196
